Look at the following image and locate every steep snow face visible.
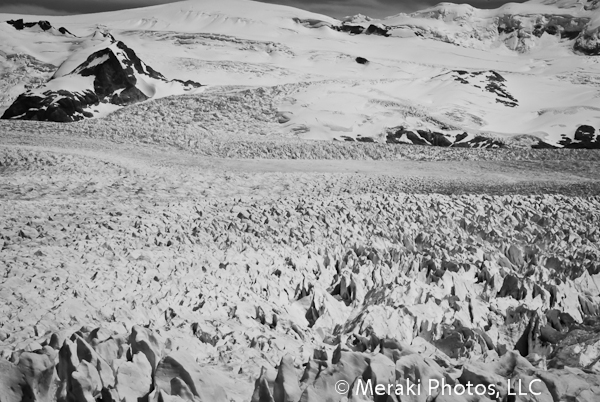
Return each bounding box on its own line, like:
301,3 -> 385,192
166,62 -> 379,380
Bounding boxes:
52,32 -> 117,79
1,40 -> 202,122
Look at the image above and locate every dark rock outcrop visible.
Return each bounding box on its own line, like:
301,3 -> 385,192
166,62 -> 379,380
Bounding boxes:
335,24 -> 365,35
452,70 -> 518,107
364,24 -> 390,37
335,23 -> 390,37
3,90 -> 98,122
558,125 -> 600,149
386,127 -> 504,148
416,129 -> 453,147
575,125 -> 596,142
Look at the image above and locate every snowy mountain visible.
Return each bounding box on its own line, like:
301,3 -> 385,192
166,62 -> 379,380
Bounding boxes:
1,37 -> 202,122
0,0 -> 599,146
339,0 -> 600,54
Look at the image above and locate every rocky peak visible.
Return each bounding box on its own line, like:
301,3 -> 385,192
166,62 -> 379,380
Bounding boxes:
72,41 -> 168,106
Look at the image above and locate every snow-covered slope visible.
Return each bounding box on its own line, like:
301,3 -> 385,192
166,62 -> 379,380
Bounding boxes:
0,0 -> 599,146
16,0 -> 339,39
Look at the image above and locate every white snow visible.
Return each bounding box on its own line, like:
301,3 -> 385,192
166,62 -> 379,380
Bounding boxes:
1,0 -> 599,144
28,74 -> 95,94
86,102 -> 122,119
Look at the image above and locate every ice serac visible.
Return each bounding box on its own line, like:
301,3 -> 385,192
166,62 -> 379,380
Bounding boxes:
1,40 -> 202,122
1,326 -> 230,402
2,166 -> 600,399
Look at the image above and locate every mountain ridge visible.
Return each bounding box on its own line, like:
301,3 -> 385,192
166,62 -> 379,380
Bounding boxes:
1,39 -> 202,122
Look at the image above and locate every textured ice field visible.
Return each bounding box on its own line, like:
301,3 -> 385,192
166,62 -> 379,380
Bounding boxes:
2,139 -> 600,401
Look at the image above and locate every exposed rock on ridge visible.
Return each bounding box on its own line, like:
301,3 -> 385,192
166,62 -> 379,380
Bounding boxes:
6,19 -> 74,36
